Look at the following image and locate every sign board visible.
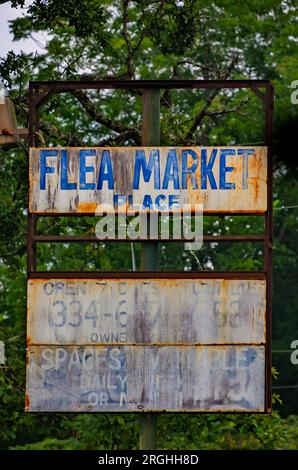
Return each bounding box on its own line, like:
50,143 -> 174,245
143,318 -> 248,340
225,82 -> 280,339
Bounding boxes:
29,147 -> 267,214
26,345 -> 265,412
27,278 -> 266,345
26,277 -> 266,412
26,80 -> 273,416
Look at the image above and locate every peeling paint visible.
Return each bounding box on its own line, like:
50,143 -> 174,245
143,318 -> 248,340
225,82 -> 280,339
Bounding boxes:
27,278 -> 266,345
29,147 -> 267,214
26,345 -> 265,412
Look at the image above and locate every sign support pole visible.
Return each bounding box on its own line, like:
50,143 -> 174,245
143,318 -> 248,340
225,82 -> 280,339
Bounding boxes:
139,88 -> 160,449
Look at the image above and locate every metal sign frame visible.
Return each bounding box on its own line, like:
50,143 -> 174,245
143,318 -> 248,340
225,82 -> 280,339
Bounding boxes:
27,79 -> 273,413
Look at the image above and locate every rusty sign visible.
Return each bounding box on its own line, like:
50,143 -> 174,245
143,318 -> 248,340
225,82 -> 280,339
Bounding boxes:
26,79 -> 273,415
27,278 -> 266,345
29,146 -> 267,214
26,276 -> 266,412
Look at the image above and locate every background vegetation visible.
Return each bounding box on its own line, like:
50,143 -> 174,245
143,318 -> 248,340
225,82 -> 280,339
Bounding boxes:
0,0 -> 297,449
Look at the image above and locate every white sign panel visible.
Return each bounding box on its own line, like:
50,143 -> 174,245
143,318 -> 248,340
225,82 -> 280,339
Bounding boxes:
29,147 -> 267,213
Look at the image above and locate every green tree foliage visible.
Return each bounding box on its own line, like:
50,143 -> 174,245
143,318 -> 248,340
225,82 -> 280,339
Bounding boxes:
0,0 -> 298,449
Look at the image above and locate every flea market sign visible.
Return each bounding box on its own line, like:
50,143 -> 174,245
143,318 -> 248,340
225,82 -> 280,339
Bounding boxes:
26,144 -> 269,413
29,146 -> 267,213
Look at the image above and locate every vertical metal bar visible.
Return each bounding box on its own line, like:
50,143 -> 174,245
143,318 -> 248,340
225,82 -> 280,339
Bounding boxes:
139,88 -> 160,449
27,214 -> 37,272
27,83 -> 37,273
140,88 -> 160,269
264,83 -> 274,412
28,83 -> 34,148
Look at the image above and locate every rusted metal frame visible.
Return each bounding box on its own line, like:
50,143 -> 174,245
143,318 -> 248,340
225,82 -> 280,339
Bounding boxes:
26,80 -> 272,415
28,342 -> 265,347
251,80 -> 271,415
22,409 -> 267,415
29,79 -> 270,90
27,83 -> 38,272
139,89 -> 160,448
264,82 -> 274,413
34,84 -> 59,109
28,83 -> 35,147
28,271 -> 267,280
34,211 -> 266,217
251,87 -> 266,104
33,234 -> 265,243
28,79 -> 269,274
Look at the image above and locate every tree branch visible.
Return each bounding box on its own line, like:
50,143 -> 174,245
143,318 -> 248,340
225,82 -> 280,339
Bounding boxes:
185,88 -> 220,140
185,56 -> 238,141
39,120 -> 82,146
161,58 -> 222,108
71,89 -> 140,142
122,0 -> 135,79
205,96 -> 250,117
98,129 -> 141,146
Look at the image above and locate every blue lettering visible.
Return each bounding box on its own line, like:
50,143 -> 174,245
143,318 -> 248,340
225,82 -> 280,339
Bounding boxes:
97,150 -> 114,190
169,194 -> 180,209
219,149 -> 235,190
39,149 -> 57,190
238,148 -> 254,189
162,149 -> 180,189
142,194 -> 153,209
113,194 -> 133,208
114,194 -> 125,207
155,194 -> 167,210
133,150 -> 160,190
201,149 -> 217,189
182,149 -> 198,189
80,149 -> 95,190
61,150 -> 77,190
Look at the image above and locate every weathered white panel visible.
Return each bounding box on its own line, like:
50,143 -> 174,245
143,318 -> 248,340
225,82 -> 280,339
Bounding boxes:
27,278 -> 266,345
25,345 -> 265,412
29,147 -> 267,213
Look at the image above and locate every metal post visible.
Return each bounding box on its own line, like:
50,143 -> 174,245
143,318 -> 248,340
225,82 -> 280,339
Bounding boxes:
27,83 -> 37,273
264,83 -> 274,412
139,88 -> 160,449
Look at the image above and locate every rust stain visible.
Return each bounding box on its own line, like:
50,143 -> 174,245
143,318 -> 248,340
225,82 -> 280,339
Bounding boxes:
29,147 -> 267,214
25,348 -> 30,366
77,201 -> 98,213
25,392 -> 30,411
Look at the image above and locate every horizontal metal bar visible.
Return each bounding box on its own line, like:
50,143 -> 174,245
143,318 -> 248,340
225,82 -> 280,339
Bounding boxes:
203,235 -> 264,242
24,409 -> 269,414
27,342 -> 266,347
29,79 -> 271,90
33,234 -> 265,243
33,212 -> 266,217
28,271 -> 267,280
